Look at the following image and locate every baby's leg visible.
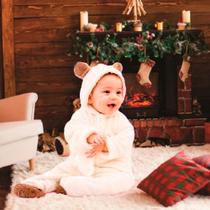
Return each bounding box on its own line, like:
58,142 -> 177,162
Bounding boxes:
60,172 -> 135,196
13,157 -> 77,197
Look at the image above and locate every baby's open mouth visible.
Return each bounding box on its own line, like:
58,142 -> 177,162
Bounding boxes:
108,103 -> 116,108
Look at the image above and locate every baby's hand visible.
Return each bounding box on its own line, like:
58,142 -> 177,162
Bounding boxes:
86,133 -> 107,157
87,133 -> 101,145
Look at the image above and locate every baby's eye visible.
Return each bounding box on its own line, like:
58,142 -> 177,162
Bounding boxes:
103,90 -> 110,94
116,91 -> 122,95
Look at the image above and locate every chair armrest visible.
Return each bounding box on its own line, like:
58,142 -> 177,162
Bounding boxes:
0,92 -> 38,122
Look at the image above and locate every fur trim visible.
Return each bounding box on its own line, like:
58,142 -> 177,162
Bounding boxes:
78,63 -> 126,108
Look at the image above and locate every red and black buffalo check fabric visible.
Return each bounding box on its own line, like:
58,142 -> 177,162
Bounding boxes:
137,151 -> 210,206
193,154 -> 210,195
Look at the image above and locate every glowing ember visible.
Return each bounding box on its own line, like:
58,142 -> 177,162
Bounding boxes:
124,92 -> 154,108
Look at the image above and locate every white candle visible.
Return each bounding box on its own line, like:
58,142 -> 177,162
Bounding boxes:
80,11 -> 88,31
182,10 -> 191,23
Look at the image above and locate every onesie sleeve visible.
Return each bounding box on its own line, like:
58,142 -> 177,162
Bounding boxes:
64,109 -> 98,176
64,109 -> 97,155
104,114 -> 134,160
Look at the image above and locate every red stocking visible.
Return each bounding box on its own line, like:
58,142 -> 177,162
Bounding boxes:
136,59 -> 156,88
179,57 -> 191,82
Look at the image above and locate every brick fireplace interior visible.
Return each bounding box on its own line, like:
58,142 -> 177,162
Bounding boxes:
120,56 -> 206,146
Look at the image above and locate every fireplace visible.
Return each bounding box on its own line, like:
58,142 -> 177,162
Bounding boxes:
120,55 -> 179,118
119,56 -> 207,146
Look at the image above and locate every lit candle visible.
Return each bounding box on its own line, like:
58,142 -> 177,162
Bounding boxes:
80,11 -> 88,31
182,10 -> 191,23
155,21 -> 164,31
116,22 -> 122,32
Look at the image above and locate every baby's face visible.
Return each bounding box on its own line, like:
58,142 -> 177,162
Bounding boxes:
88,74 -> 124,115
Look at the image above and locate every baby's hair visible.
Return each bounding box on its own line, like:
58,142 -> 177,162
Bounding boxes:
103,72 -> 121,77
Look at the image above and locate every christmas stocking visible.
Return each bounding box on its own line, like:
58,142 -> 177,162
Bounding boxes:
136,59 -> 156,88
179,57 -> 191,82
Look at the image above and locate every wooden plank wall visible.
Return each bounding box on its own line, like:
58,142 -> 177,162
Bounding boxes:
0,2 -> 3,99
3,0 -> 210,131
2,0 -> 16,97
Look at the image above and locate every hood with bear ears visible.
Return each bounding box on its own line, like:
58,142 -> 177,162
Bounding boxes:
73,62 -> 126,108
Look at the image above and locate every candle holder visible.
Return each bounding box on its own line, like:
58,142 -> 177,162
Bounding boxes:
134,20 -> 142,32
177,22 -> 187,30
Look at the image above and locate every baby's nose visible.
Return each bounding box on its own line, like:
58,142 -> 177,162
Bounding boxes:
110,93 -> 118,98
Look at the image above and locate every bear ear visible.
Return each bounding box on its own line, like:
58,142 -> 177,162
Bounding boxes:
74,62 -> 91,79
112,62 -> 123,72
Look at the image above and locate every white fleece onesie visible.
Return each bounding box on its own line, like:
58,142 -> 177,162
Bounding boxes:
22,63 -> 135,196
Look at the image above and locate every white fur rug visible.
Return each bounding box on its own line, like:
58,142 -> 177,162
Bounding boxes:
5,144 -> 210,210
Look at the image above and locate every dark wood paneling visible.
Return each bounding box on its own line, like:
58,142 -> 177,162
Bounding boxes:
16,67 -> 78,81
14,0 -> 125,3
2,0 -> 16,97
15,42 -> 70,55
0,1 -> 3,98
36,105 -> 73,131
1,0 -> 210,131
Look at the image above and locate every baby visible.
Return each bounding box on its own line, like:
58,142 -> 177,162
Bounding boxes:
13,62 -> 135,198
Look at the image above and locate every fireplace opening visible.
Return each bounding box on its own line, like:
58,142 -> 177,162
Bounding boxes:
122,71 -> 160,118
120,56 -> 179,119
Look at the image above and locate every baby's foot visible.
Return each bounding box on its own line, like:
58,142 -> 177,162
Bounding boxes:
13,183 -> 45,198
54,185 -> 67,195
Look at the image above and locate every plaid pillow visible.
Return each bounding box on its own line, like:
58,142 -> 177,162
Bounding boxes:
137,151 -> 210,207
193,154 -> 210,195
193,154 -> 210,169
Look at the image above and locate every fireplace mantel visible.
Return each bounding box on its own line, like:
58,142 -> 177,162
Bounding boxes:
76,28 -> 202,37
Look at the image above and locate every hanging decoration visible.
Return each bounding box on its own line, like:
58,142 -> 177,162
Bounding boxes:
178,42 -> 191,85
123,1 -> 151,87
178,55 -> 191,83
136,59 -> 156,88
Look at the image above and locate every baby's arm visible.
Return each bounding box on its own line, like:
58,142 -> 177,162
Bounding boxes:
64,109 -> 99,153
102,115 -> 134,160
64,110 -> 100,176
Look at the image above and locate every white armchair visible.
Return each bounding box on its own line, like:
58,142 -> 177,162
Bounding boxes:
0,93 -> 43,171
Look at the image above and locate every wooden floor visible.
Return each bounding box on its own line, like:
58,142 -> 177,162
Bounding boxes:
0,166 -> 12,210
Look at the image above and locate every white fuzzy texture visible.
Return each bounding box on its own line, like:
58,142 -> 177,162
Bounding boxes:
5,144 -> 210,210
79,63 -> 126,108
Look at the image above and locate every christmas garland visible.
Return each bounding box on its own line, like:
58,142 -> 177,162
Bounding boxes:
69,28 -> 209,65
